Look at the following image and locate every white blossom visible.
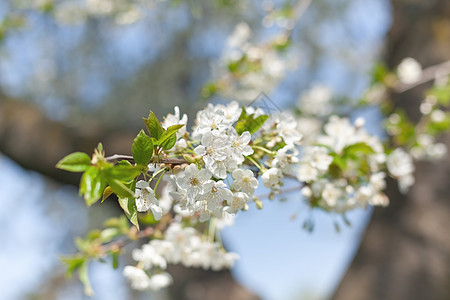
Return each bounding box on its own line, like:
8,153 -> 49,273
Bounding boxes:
132,244 -> 167,270
123,266 -> 151,291
276,113 -> 303,145
272,144 -> 299,175
176,164 -> 211,202
231,169 -> 258,196
262,167 -> 283,191
148,272 -> 173,291
226,192 -> 249,214
135,181 -> 163,220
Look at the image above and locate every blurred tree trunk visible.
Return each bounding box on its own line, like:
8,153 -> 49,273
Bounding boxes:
333,1 -> 450,299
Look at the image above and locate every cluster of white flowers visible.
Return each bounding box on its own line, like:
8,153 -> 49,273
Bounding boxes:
211,22 -> 297,102
123,223 -> 238,290
121,96 -> 429,292
299,116 -> 392,211
165,103 -> 260,222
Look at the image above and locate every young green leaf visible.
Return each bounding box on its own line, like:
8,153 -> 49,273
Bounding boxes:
79,260 -> 94,296
118,197 -> 139,230
101,186 -> 113,203
102,165 -> 140,182
157,124 -> 184,149
110,251 -> 119,269
132,130 -> 153,165
247,114 -> 269,134
160,132 -> 177,150
60,255 -> 85,279
80,167 -> 107,206
56,152 -> 91,172
143,111 -> 164,140
106,178 -> 135,199
343,143 -> 375,158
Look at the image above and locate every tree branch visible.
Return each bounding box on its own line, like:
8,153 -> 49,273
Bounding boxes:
105,154 -> 187,165
394,59 -> 450,93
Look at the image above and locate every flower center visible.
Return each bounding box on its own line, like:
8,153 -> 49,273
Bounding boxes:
190,177 -> 199,186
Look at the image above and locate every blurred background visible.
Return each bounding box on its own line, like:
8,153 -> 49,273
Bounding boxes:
1,0 -> 450,299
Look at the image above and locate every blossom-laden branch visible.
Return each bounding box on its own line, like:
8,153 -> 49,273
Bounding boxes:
57,72 -> 450,294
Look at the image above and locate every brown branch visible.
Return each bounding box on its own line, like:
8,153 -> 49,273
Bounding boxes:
101,226 -> 154,253
105,154 -> 187,165
394,59 -> 450,93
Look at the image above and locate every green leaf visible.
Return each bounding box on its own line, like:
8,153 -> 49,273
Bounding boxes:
80,167 -> 107,206
161,132 -> 177,150
235,111 -> 269,135
56,152 -> 91,172
118,197 -> 139,230
157,124 -> 184,149
143,111 -> 164,140
132,130 -> 153,165
138,213 -> 158,225
111,252 -> 119,269
343,142 -> 375,158
237,107 -> 247,122
247,114 -> 269,134
101,186 -> 113,203
106,178 -> 134,199
102,165 -> 140,182
60,255 -> 85,279
79,260 -> 94,296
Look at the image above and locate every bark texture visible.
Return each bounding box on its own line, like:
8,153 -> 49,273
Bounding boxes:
333,1 -> 450,299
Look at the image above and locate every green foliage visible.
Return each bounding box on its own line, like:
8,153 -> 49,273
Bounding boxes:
102,165 -> 140,182
80,167 -> 108,206
118,196 -> 139,230
143,111 -> 164,140
235,107 -> 269,134
56,152 -> 91,172
157,124 -> 184,150
427,82 -> 450,105
132,130 -> 153,165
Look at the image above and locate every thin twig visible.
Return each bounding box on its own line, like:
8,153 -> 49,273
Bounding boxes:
102,227 -> 154,253
256,184 -> 303,200
105,154 -> 186,165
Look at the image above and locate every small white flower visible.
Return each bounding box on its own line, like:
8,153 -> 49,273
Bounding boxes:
386,148 -> 414,178
177,164 -> 211,202
231,169 -> 259,196
262,167 -> 283,190
199,180 -> 233,219
132,244 -> 167,270
276,113 -> 303,145
135,181 -> 163,220
321,183 -> 342,207
301,146 -> 333,172
227,128 -> 254,164
296,164 -> 319,182
123,266 -> 151,291
226,192 -> 249,214
272,144 -> 299,174
148,272 -> 173,291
